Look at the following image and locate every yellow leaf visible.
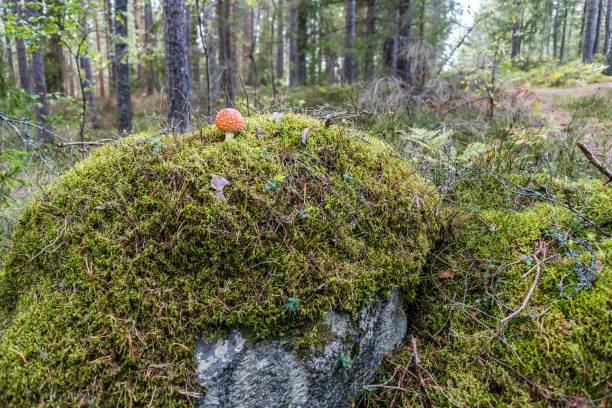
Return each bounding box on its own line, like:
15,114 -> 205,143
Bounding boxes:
438,269 -> 455,279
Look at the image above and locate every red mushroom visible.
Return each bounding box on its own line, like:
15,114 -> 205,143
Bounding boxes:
215,109 -> 245,142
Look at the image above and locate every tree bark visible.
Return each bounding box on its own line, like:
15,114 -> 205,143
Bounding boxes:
584,0 -> 598,62
553,0 -> 560,57
594,0 -> 604,54
134,1 -> 144,89
296,0 -> 308,85
163,0 -> 191,132
185,5 -> 192,91
2,10 -> 15,85
115,0 -> 132,133
144,1 -> 155,95
106,0 -> 115,92
93,9 -> 105,98
560,0 -> 569,61
512,0 -> 523,60
605,0 -> 612,54
397,0 -> 413,84
12,2 -> 31,94
80,9 -> 99,128
217,0 -> 235,105
276,0 -> 284,81
344,0 -> 356,83
364,0 -> 377,81
24,1 -> 51,141
289,0 -> 298,86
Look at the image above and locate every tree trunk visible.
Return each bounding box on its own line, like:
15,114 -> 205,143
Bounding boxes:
289,0 -> 298,86
115,0 -> 132,133
364,0 -> 377,81
297,0 -> 308,85
605,0 -> 612,54
579,0 -> 588,54
134,1 -> 144,89
93,10 -> 106,98
24,2 -> 51,141
163,0 -> 191,132
344,0 -> 356,83
541,0 -> 551,59
552,0 -> 560,57
397,0 -> 413,84
204,1 -> 218,101
512,0 -> 523,60
560,0 -> 569,61
217,0 -> 235,106
185,5 -> 192,91
584,0 -> 598,62
276,0 -> 284,81
246,6 -> 256,86
12,2 -> 31,94
106,0 -> 115,92
594,0 -> 604,54
2,10 -> 15,85
145,1 -> 155,95
80,10 -> 99,128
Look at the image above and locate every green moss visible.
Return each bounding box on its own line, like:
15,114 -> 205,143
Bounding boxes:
0,114 -> 441,406
366,179 -> 611,407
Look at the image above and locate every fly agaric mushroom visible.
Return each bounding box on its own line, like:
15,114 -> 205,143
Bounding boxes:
215,109 -> 245,141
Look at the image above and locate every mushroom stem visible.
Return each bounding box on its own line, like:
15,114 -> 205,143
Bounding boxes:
224,132 -> 234,142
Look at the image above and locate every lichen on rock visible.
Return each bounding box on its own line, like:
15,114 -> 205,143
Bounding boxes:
0,114 -> 441,406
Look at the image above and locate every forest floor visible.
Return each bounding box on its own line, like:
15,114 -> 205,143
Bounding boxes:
527,82 -> 612,162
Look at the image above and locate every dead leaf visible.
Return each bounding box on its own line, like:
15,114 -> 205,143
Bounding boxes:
210,174 -> 230,201
268,112 -> 285,122
325,117 -> 332,128
94,204 -> 114,211
301,128 -> 309,145
438,269 -> 455,279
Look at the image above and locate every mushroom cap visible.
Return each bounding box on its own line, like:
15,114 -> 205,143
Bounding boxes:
215,109 -> 245,132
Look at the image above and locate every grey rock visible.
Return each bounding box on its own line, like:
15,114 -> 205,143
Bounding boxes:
195,290 -> 407,408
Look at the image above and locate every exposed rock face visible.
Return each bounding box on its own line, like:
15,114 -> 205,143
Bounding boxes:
195,291 -> 407,408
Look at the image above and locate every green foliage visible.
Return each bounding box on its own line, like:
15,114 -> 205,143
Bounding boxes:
502,60 -> 611,87
0,114 -> 441,406
0,149 -> 28,208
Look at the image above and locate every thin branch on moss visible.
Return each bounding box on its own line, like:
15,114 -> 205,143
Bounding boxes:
576,142 -> 612,183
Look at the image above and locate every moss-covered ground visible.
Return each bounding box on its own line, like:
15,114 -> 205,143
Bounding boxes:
0,114 -> 441,406
364,175 -> 611,407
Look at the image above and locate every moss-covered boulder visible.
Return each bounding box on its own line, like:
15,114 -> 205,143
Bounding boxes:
0,114 -> 441,406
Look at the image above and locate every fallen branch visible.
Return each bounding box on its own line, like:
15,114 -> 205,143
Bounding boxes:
57,139 -> 115,148
576,142 -> 612,183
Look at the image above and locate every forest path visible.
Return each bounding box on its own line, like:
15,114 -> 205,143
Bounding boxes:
525,82 -> 612,163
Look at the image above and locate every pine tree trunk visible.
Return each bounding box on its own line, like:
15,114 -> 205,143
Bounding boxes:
217,0 -> 235,105
105,0 -> 115,92
2,10 -> 15,84
80,11 -> 99,128
134,1 -> 144,89
145,1 -> 155,95
553,0 -> 560,57
584,0 -> 598,62
204,1 -> 218,101
512,0 -> 523,60
297,0 -> 308,85
246,6 -> 256,86
163,0 -> 191,132
24,2 -> 50,141
579,0 -> 588,53
289,0 -> 298,86
593,0 -> 604,54
185,5 -> 192,91
560,0 -> 569,61
344,0 -> 356,83
94,10 -> 106,98
276,0 -> 284,81
604,0 -> 612,54
115,0 -> 132,133
364,0 -> 377,81
397,0 -> 413,84
12,2 -> 31,94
